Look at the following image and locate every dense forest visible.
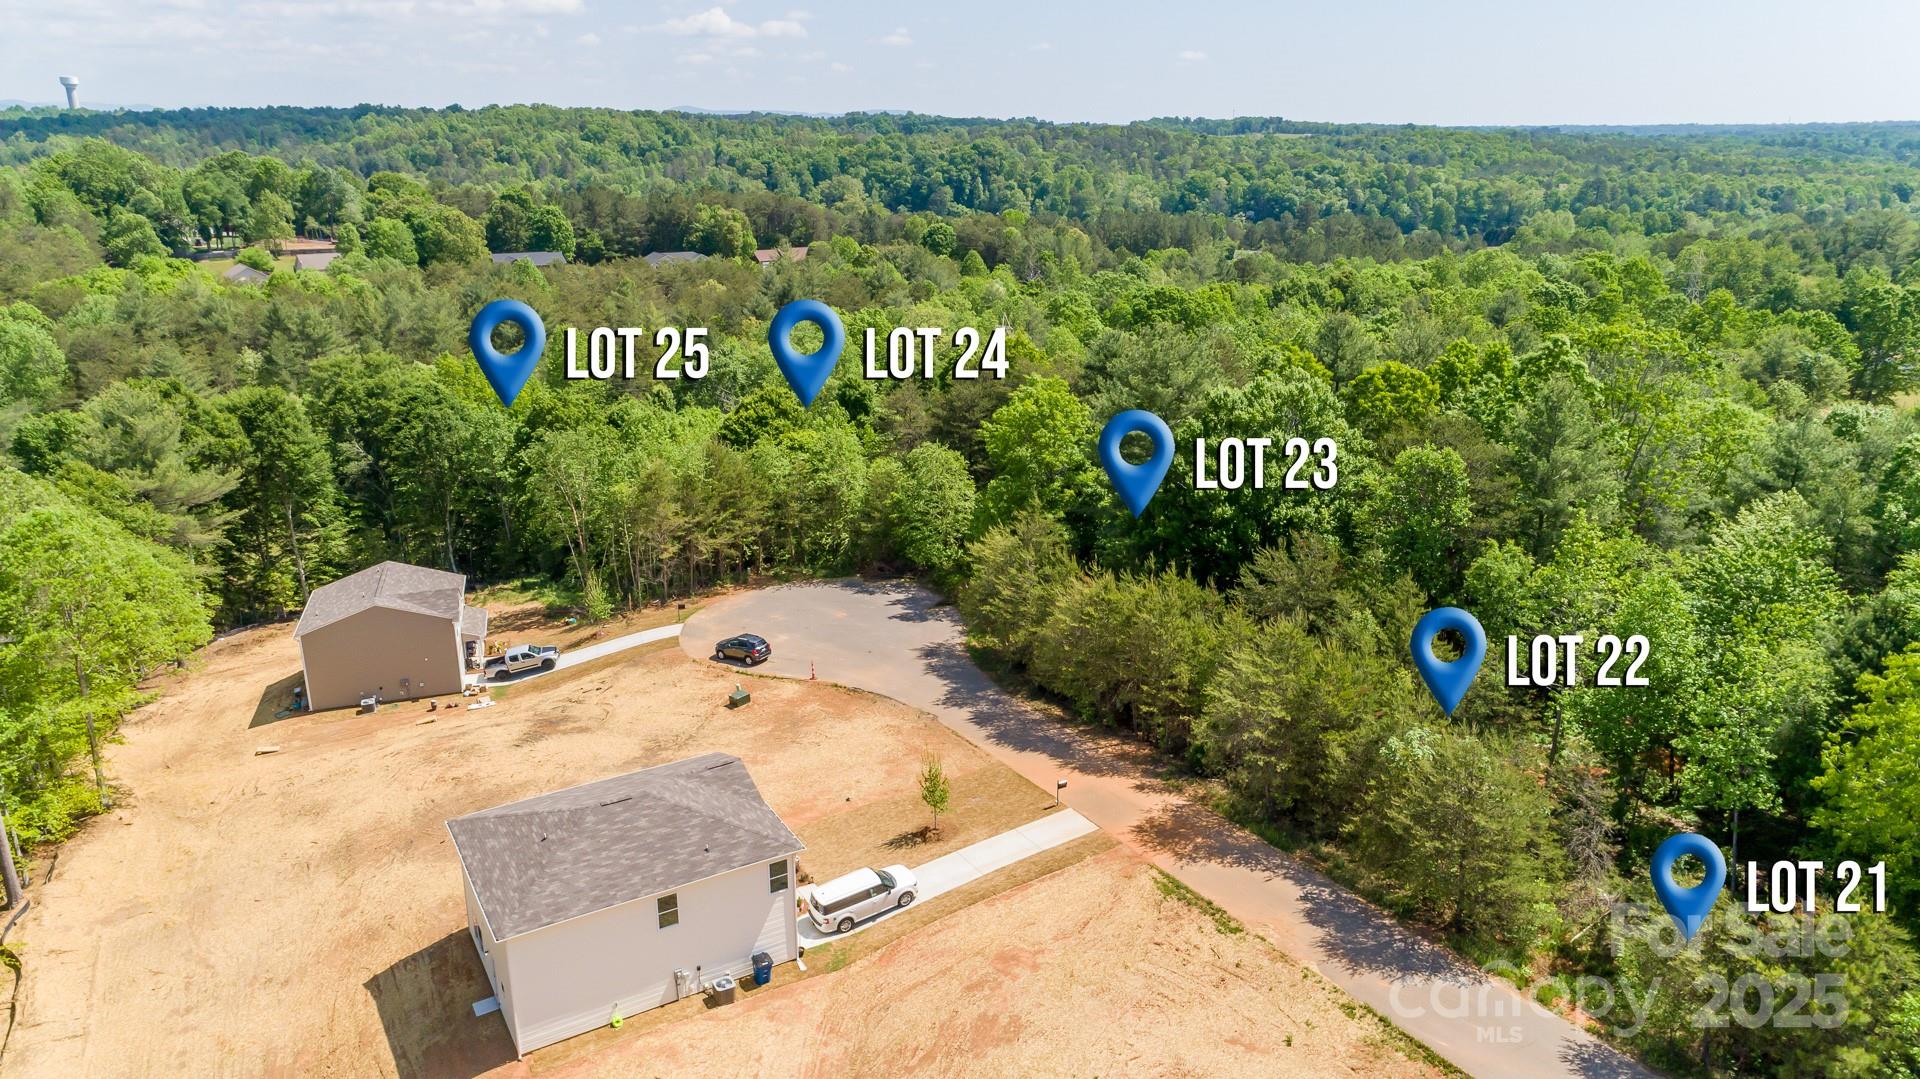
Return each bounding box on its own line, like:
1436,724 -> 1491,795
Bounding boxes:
3,105 -> 1920,1074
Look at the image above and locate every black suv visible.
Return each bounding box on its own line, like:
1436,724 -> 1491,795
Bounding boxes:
714,633 -> 772,665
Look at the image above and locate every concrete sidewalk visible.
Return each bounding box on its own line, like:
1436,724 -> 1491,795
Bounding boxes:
798,809 -> 1095,946
468,623 -> 683,686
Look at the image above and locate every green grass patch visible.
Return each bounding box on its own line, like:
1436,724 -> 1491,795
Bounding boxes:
1150,868 -> 1243,935
473,576 -> 582,613
1355,998 -> 1469,1077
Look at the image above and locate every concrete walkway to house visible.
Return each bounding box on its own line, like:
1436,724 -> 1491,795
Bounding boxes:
467,623 -> 683,686
797,809 -> 1096,946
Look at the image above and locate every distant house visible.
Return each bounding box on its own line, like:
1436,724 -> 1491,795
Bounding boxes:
753,246 -> 810,265
293,561 -> 488,710
449,753 -> 805,1054
220,264 -> 269,285
491,250 -> 568,267
642,250 -> 708,267
293,251 -> 340,272
280,237 -> 339,255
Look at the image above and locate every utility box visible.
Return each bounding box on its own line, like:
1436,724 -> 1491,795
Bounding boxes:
709,974 -> 737,1005
728,685 -> 751,708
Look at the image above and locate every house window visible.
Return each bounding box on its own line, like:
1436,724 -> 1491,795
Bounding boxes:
769,859 -> 789,893
657,893 -> 679,929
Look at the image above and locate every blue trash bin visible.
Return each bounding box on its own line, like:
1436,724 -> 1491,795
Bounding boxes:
752,951 -> 772,986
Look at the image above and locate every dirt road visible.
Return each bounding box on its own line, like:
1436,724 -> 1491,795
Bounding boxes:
683,579 -> 1656,1079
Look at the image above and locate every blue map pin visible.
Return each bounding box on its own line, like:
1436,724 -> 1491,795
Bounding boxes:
1650,832 -> 1726,942
1098,410 -> 1174,517
768,299 -> 845,407
469,299 -> 546,407
1409,607 -> 1487,716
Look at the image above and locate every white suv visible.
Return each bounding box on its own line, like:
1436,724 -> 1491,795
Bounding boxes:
807,864 -> 919,933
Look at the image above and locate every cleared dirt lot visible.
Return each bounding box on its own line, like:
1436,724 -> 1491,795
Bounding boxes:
540,848 -> 1442,1079
4,599 -> 1441,1078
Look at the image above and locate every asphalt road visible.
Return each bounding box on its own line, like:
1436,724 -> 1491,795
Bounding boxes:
683,579 -> 1656,1079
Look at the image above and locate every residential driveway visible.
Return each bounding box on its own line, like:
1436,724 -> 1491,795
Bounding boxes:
684,579 -> 1655,1079
797,809 -> 1097,946
468,623 -> 683,686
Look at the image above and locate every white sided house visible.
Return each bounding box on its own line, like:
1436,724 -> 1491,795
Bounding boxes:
293,561 -> 488,711
447,753 -> 805,1054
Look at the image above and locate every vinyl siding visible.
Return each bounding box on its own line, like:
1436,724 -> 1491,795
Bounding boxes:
485,855 -> 800,1054
297,605 -> 462,711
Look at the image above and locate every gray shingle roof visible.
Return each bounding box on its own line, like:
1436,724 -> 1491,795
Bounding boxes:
220,264 -> 269,284
491,251 -> 567,267
293,561 -> 467,637
461,604 -> 489,640
447,753 -> 803,940
293,251 -> 340,271
643,250 -> 708,267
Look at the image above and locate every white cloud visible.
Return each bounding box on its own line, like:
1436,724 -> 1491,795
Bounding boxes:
878,26 -> 910,47
830,61 -> 851,73
1177,49 -> 1207,62
576,30 -> 599,45
425,0 -> 581,14
1029,41 -> 1053,52
237,0 -> 575,17
658,6 -> 805,38
661,7 -> 753,35
241,0 -> 413,16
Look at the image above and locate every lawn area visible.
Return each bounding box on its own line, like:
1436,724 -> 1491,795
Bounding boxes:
199,254 -> 297,275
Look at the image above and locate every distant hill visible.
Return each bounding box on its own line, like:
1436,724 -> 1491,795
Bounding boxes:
5,104 -> 1920,243
0,100 -> 163,112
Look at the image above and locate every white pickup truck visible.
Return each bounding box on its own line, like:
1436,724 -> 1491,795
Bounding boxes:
486,644 -> 559,680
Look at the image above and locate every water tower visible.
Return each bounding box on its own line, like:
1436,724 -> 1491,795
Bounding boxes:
58,76 -> 78,109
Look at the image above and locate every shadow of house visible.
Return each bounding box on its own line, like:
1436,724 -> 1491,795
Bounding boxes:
248,670 -> 307,729
364,929 -> 519,1079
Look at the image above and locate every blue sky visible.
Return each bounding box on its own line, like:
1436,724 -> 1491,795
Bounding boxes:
5,0 -> 1920,125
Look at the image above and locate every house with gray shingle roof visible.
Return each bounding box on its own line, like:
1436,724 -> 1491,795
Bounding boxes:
292,250 -> 340,272
448,753 -> 804,1053
642,250 -> 708,267
220,263 -> 269,285
293,561 -> 487,710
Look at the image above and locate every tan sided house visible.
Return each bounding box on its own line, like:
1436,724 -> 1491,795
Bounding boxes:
447,753 -> 805,1054
293,561 -> 487,710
